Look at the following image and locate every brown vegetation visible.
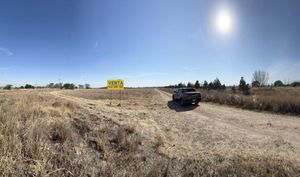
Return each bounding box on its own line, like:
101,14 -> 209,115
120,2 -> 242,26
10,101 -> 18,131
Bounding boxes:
0,89 -> 300,176
161,87 -> 300,115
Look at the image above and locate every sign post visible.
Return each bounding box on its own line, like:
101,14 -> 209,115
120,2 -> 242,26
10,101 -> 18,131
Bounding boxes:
107,79 -> 124,106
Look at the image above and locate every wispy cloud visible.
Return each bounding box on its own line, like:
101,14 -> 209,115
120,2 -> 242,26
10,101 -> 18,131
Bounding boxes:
0,47 -> 13,56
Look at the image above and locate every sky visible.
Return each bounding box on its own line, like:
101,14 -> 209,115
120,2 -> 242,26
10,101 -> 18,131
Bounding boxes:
0,0 -> 299,87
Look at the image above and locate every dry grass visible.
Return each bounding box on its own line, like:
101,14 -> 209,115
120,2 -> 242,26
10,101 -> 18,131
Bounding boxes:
0,91 -> 146,176
1,89 -> 300,176
161,87 -> 300,115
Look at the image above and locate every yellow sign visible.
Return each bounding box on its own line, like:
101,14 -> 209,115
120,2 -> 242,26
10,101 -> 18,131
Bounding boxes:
107,79 -> 124,90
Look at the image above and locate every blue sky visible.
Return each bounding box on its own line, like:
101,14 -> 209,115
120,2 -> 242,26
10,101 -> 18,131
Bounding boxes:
0,0 -> 299,87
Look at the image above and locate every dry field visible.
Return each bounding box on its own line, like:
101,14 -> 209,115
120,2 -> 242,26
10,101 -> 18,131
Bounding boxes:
1,88 -> 300,176
161,87 -> 300,115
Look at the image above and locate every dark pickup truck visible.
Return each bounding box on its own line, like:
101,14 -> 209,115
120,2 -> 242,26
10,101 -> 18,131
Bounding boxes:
172,88 -> 201,106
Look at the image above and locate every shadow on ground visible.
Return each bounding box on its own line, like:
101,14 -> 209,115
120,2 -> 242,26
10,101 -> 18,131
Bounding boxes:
167,100 -> 199,112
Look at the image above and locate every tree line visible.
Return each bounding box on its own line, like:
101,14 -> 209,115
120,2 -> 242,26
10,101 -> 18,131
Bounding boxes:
165,70 -> 300,94
2,83 -> 91,90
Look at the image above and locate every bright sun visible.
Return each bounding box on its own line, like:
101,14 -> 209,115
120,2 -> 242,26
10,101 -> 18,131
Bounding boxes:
215,8 -> 234,35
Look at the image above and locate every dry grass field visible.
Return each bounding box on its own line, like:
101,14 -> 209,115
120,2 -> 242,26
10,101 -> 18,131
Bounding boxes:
1,88 -> 300,176
161,87 -> 300,115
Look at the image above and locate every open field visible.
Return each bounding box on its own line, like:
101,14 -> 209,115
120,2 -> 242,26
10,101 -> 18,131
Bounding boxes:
1,88 -> 300,176
161,87 -> 300,115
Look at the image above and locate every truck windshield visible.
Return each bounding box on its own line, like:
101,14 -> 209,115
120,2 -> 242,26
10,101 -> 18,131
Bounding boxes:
181,89 -> 196,93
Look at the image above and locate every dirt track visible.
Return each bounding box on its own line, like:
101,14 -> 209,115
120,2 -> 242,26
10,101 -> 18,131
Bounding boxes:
51,88 -> 300,161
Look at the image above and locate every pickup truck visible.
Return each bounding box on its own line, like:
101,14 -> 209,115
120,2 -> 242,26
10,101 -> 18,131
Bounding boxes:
172,88 -> 201,106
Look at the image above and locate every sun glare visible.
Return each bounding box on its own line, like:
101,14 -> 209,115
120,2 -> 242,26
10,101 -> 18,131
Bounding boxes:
215,8 -> 234,35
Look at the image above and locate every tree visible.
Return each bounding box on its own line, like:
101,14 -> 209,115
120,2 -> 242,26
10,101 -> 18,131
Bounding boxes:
63,83 -> 75,89
85,84 -> 91,89
291,82 -> 300,87
239,77 -> 246,91
194,80 -> 200,89
178,82 -> 186,88
203,80 -> 208,89
54,83 -> 63,89
187,82 -> 194,88
274,80 -> 284,87
212,78 -> 222,89
252,70 -> 269,86
47,83 -> 55,88
25,84 -> 35,89
78,84 -> 84,89
3,84 -> 12,90
208,82 -> 213,90
239,77 -> 250,95
251,81 -> 260,87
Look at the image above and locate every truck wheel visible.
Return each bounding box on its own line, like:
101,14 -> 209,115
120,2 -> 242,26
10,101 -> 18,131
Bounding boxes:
180,99 -> 185,106
195,101 -> 199,105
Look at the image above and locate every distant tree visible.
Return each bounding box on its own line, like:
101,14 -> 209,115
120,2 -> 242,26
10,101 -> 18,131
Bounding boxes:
251,81 -> 260,87
63,83 -> 75,89
203,80 -> 208,89
178,82 -> 186,88
252,70 -> 269,86
194,80 -> 200,89
208,82 -> 213,90
78,84 -> 84,89
220,84 -> 226,90
212,78 -> 222,89
239,77 -> 246,91
55,83 -> 63,89
20,86 -> 24,89
274,80 -> 284,87
25,84 -> 35,89
239,77 -> 250,95
291,81 -> 300,87
231,85 -> 236,93
85,84 -> 91,89
187,82 -> 194,88
47,83 -> 55,88
3,84 -> 12,90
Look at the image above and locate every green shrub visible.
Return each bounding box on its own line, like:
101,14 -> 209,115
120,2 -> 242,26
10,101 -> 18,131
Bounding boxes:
3,84 -> 12,90
25,84 -> 35,89
63,83 -> 75,89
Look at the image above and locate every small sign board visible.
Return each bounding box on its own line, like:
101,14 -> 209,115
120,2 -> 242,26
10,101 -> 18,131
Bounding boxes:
107,79 -> 124,90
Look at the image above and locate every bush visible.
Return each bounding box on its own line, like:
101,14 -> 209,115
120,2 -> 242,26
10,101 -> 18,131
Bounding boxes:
85,84 -> 91,89
239,77 -> 251,95
63,83 -> 75,89
3,84 -> 12,90
252,81 -> 260,87
274,80 -> 284,87
290,82 -> 300,87
25,84 -> 35,89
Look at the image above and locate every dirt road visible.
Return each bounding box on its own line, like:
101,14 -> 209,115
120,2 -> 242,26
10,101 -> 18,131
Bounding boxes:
52,89 -> 300,161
